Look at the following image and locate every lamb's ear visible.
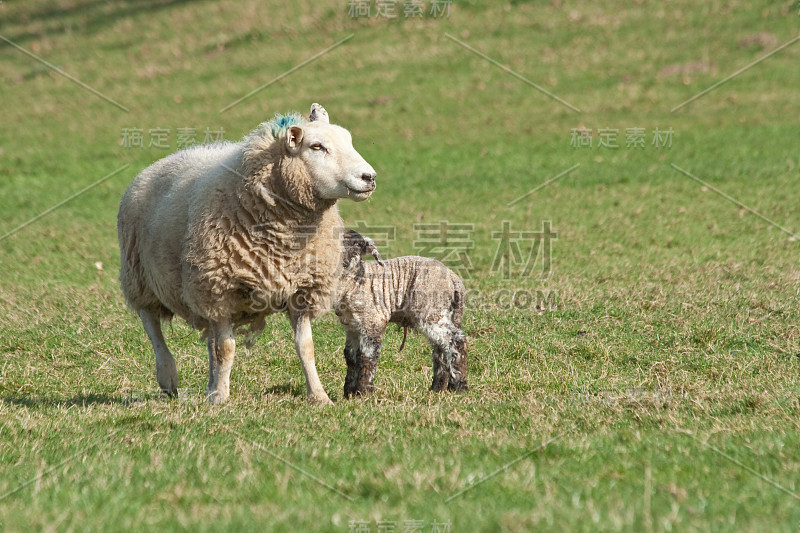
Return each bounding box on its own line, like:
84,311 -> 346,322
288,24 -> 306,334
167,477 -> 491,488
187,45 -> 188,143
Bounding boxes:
364,237 -> 385,266
286,126 -> 304,153
309,103 -> 329,124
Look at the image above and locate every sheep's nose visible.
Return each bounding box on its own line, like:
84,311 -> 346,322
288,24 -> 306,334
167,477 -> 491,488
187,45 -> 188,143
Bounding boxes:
360,172 -> 376,185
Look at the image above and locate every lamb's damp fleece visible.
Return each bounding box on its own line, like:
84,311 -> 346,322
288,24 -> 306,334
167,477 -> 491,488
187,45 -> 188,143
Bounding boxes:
334,230 -> 468,397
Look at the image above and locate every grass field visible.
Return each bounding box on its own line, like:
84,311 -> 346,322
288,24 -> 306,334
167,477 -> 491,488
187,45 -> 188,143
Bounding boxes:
1,1 -> 799,531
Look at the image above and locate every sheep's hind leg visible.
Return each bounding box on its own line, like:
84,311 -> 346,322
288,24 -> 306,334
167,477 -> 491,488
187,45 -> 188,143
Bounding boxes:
289,311 -> 333,406
138,308 -> 178,397
207,319 -> 235,404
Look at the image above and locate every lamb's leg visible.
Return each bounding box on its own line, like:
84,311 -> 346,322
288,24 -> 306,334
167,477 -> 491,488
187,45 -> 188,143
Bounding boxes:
206,318 -> 235,404
430,345 -> 449,392
424,324 -> 467,392
447,329 -> 469,392
138,308 -> 178,397
354,334 -> 382,395
343,330 -> 361,398
289,311 -> 333,405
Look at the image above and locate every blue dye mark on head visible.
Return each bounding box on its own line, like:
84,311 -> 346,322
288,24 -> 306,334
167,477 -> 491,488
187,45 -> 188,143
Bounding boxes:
269,112 -> 304,138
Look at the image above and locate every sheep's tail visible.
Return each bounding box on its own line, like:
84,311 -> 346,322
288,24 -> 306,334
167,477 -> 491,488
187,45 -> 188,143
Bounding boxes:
398,326 -> 408,352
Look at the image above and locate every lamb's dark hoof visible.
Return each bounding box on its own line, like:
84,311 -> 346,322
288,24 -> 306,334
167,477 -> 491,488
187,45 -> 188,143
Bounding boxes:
448,381 -> 468,393
344,385 -> 374,399
161,388 -> 178,399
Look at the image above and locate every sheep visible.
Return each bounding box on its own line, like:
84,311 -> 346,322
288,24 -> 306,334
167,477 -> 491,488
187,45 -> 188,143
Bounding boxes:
117,104 -> 376,405
334,230 -> 468,397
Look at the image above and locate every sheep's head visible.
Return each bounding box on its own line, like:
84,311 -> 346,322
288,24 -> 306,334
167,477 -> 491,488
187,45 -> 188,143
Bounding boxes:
283,104 -> 376,202
342,229 -> 384,270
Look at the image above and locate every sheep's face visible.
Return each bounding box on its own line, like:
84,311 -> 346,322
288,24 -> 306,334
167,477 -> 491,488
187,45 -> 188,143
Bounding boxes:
285,122 -> 376,202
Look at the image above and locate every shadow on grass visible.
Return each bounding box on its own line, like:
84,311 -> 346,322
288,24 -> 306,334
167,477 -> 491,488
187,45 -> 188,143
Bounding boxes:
263,382 -> 306,398
1,391 -> 127,408
2,0 -> 198,44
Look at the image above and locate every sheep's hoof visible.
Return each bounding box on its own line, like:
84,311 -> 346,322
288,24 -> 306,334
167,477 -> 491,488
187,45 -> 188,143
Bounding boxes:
157,373 -> 179,398
206,390 -> 229,404
161,387 -> 178,399
308,393 -> 334,406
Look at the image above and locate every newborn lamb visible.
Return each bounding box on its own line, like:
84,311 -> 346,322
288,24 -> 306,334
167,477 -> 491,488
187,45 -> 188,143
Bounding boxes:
334,230 -> 468,397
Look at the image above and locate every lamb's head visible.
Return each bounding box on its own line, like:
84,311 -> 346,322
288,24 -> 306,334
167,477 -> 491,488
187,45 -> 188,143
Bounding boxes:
283,104 -> 376,202
342,229 -> 384,271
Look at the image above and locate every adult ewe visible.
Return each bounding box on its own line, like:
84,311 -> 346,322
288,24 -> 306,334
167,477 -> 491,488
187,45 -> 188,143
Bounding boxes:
335,230 -> 468,397
118,104 -> 376,405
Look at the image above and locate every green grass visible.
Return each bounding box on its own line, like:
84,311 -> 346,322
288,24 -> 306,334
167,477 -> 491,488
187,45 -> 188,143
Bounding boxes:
1,0 -> 799,531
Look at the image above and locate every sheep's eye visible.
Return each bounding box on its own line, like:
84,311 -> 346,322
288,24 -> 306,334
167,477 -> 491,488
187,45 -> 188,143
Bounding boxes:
310,143 -> 325,151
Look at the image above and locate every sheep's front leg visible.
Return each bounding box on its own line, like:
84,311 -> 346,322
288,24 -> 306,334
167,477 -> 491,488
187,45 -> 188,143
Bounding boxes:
138,308 -> 178,397
289,311 -> 333,405
207,319 -> 235,404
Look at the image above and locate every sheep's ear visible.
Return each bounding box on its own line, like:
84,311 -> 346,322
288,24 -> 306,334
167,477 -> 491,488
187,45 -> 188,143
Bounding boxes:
309,103 -> 329,124
286,126 -> 304,153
